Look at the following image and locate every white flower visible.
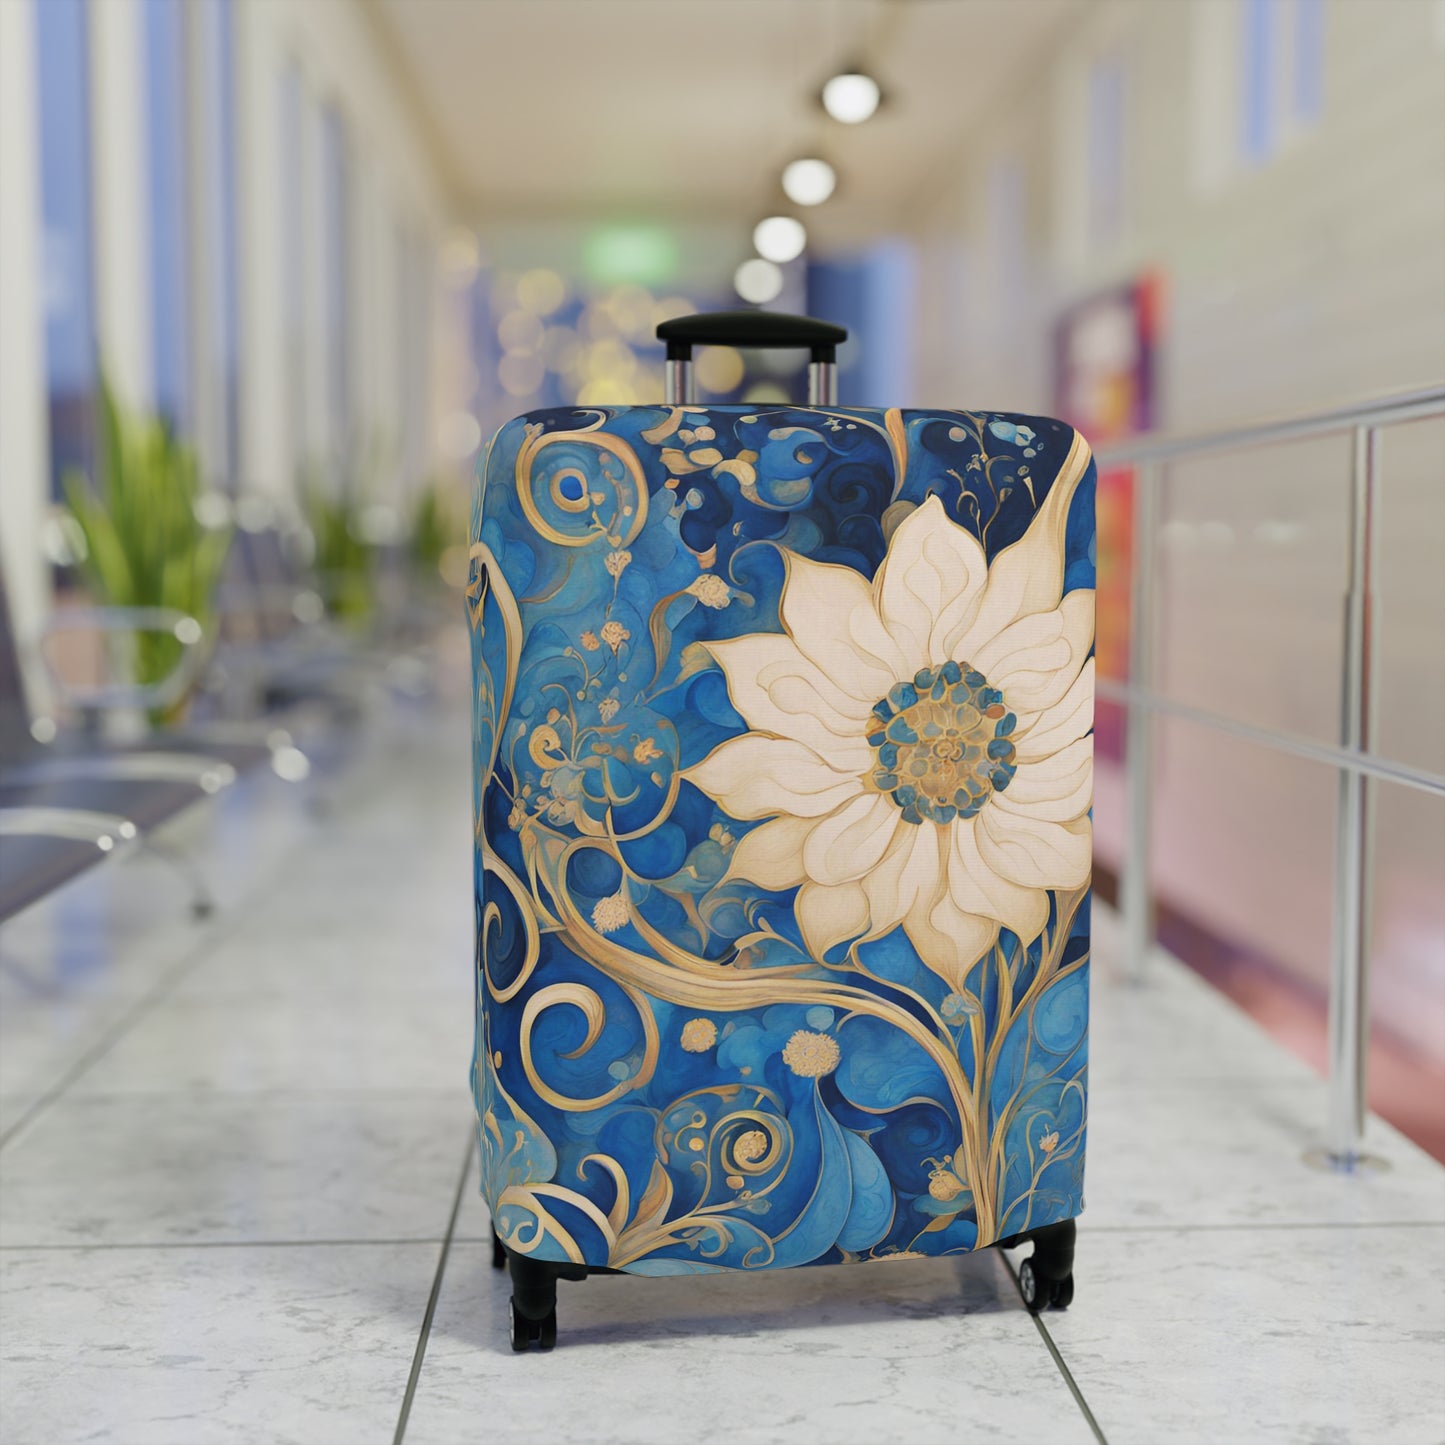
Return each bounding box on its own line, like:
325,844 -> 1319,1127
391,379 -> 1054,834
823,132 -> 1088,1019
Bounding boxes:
681,476 -> 1093,993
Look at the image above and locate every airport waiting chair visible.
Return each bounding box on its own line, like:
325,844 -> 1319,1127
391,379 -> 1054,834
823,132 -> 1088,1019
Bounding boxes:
208,518 -> 369,726
0,576 -> 276,922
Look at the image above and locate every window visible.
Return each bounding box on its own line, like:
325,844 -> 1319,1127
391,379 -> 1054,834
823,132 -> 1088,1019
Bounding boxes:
196,0 -> 240,483
144,0 -> 192,435
1086,54 -> 1127,250
321,104 -> 352,472
35,0 -> 96,499
1196,0 -> 1328,188
1241,0 -> 1327,165
1293,0 -> 1324,124
1241,0 -> 1277,161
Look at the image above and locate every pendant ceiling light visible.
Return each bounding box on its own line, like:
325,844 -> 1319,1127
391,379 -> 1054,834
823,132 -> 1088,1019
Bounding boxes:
734,257 -> 784,304
781,157 -> 837,207
753,215 -> 808,264
821,69 -> 882,125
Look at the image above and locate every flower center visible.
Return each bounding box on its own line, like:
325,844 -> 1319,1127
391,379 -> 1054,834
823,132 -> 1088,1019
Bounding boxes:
866,660 -> 1018,826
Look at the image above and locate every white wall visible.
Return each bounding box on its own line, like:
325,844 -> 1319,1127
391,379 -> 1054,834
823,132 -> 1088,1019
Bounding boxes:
908,0 -> 1445,1062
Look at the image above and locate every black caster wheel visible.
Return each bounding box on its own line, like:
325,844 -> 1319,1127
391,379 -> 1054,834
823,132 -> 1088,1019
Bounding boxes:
1019,1257 -> 1075,1313
509,1299 -> 557,1352
490,1228 -> 507,1271
1019,1257 -> 1048,1313
1053,1272 -> 1074,1310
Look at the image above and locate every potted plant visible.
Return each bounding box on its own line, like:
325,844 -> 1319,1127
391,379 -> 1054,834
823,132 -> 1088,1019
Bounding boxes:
61,379 -> 232,726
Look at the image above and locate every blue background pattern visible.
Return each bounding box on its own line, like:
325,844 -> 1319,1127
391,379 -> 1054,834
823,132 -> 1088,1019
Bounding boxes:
471,403 -> 1094,1273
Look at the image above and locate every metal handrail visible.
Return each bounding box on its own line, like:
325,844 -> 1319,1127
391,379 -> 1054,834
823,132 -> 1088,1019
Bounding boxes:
1095,382 -> 1445,1174
1094,679 -> 1445,799
1094,384 -> 1445,466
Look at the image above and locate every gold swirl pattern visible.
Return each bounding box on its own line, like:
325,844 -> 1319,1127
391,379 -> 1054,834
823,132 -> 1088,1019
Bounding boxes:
474,401 -> 1094,1273
515,413 -> 649,550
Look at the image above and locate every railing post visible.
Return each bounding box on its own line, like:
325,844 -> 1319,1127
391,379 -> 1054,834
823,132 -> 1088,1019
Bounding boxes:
1121,462 -> 1159,984
1315,426 -> 1385,1172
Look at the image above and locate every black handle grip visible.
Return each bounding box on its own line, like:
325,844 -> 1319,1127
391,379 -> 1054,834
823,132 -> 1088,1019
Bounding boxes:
656,310 -> 848,364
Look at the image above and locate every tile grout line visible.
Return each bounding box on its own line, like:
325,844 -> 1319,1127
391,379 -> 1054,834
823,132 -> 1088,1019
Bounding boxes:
0,779 -> 378,1154
1002,1253 -> 1109,1445
0,905 -> 264,1155
1074,1218 -> 1445,1235
0,1237 -> 469,1252
4,1217 -> 1440,1256
394,1131 -> 475,1445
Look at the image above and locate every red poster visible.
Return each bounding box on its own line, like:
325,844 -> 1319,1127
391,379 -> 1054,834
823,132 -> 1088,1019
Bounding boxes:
1053,274 -> 1160,762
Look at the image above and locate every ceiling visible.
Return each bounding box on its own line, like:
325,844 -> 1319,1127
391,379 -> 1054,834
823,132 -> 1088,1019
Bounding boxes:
370,0 -> 1083,261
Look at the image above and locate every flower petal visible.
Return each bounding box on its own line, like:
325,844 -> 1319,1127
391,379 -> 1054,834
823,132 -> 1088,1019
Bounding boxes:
725,813 -> 814,889
973,590 -> 1093,715
802,792 -> 902,886
1014,658 -> 1094,762
706,633 -> 874,774
907,889 -> 999,996
858,821 -> 945,940
780,551 -> 908,704
873,495 -> 990,675
796,879 -> 871,960
952,435 -> 1091,661
977,806 -> 1092,890
943,815 -> 1050,944
999,736 -> 1093,822
683,735 -> 863,821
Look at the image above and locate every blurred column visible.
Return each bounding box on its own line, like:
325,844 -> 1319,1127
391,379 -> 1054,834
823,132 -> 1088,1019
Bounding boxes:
233,0 -> 288,498
89,0 -> 153,412
185,0 -> 241,491
301,90 -> 329,475
0,0 -> 55,684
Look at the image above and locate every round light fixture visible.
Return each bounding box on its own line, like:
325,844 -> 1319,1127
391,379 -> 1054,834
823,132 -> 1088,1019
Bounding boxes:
439,409 -> 483,458
734,257 -> 784,305
821,70 -> 881,124
516,267 -> 566,316
781,157 -> 836,207
752,215 -> 807,264
696,345 -> 746,394
441,229 -> 481,287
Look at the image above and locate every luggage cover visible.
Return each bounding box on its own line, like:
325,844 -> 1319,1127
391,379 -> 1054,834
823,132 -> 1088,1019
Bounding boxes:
470,402 -> 1094,1272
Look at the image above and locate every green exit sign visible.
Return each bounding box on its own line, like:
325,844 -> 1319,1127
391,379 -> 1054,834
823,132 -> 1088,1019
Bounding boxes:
583,225 -> 678,286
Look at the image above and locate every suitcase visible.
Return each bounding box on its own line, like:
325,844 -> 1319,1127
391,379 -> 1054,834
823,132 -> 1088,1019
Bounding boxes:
470,312 -> 1094,1349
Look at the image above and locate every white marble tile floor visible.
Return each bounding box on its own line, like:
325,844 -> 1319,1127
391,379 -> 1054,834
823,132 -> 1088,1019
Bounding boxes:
0,694 -> 1441,1445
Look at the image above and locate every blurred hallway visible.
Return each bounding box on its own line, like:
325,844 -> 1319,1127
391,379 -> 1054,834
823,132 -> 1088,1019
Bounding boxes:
1,1 -> 1442,1441
1,678 -> 1440,1444
3,0 -> 1440,1139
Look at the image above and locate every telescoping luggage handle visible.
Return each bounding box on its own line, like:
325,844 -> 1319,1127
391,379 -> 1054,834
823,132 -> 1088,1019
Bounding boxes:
656,310 -> 849,407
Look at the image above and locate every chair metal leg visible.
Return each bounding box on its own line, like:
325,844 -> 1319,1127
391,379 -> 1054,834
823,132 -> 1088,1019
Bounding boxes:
139,837 -> 216,919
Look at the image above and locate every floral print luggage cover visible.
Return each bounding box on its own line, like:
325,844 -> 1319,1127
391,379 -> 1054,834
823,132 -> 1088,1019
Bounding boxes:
470,403 -> 1094,1272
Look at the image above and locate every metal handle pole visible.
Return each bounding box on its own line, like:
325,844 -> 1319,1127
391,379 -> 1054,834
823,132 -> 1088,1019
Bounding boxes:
807,361 -> 838,405
664,358 -> 695,405
1121,461 -> 1159,984
1319,425 -> 1383,1172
